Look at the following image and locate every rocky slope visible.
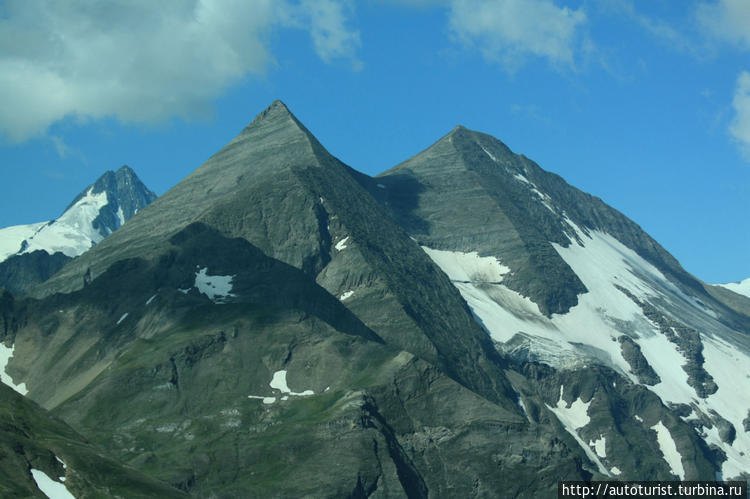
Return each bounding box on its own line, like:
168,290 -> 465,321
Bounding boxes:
0,381 -> 188,498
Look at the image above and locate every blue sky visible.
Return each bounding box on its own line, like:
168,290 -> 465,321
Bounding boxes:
1,0 -> 749,283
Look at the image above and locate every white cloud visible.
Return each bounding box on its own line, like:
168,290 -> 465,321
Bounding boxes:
447,0 -> 587,69
299,0 -> 362,69
696,0 -> 750,49
730,71 -> 750,160
0,0 -> 360,142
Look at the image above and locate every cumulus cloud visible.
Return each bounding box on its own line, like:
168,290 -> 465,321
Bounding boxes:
447,0 -> 587,69
730,71 -> 750,160
696,0 -> 750,49
0,0 -> 360,142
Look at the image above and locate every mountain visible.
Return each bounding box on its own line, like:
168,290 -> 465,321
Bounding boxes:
1,101 -> 749,496
0,165 -> 157,294
378,125 -> 750,480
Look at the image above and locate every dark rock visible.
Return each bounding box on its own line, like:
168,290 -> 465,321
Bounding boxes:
619,335 -> 661,385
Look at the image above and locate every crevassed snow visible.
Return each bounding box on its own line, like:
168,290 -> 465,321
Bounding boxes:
30,469 -> 74,499
194,268 -> 236,303
421,247 -> 509,283
269,370 -> 314,396
116,313 -> 128,325
546,386 -> 609,476
0,222 -> 47,262
335,236 -> 349,251
0,343 -> 28,395
651,421 -> 685,479
718,277 -> 750,299
20,188 -> 110,258
589,435 -> 606,458
340,290 -> 354,301
146,294 -> 157,305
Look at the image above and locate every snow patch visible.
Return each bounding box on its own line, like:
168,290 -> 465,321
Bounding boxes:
377,183 -> 386,189
270,370 -> 314,396
513,173 -> 531,185
651,421 -> 685,479
194,267 -> 236,303
340,290 -> 354,301
552,385 -> 591,429
589,435 -> 606,458
547,386 -> 609,476
248,370 -> 315,404
421,247 -> 509,283
116,205 -> 125,227
247,395 -> 276,405
30,468 -> 74,499
634,415 -> 643,423
480,145 -> 497,161
610,466 -> 622,475
146,294 -> 157,305
335,236 -> 349,251
116,313 -> 128,325
0,343 -> 28,395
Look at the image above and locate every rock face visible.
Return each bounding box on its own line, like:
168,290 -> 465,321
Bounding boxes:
0,165 -> 156,295
1,101 -> 749,496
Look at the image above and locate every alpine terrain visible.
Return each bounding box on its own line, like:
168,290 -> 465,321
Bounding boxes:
1,101 -> 749,497
0,165 -> 157,295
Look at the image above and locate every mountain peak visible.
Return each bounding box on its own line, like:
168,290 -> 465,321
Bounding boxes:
249,99 -> 294,126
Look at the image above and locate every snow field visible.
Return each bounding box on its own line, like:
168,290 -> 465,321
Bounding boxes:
21,188 -> 110,258
0,222 -> 47,262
